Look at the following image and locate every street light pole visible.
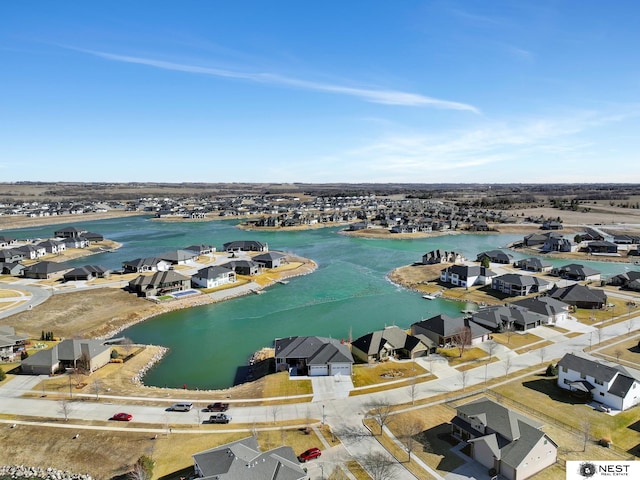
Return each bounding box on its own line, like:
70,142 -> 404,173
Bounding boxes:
322,404 -> 326,426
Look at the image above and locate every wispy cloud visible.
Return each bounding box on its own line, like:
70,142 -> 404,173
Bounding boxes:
71,47 -> 480,113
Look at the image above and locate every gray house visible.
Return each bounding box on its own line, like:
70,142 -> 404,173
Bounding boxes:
451,397 -> 557,480
274,336 -> 353,377
351,325 -> 433,363
128,270 -> 191,297
193,437 -> 306,480
491,274 -> 550,297
253,252 -> 287,269
411,314 -> 491,347
21,339 -> 111,375
471,305 -> 548,332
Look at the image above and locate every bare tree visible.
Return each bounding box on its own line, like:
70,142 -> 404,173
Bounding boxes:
128,462 -> 149,480
503,323 -> 515,344
582,419 -> 591,452
195,404 -> 202,425
395,416 -> 425,462
486,339 -> 498,360
59,399 -> 72,422
538,346 -> 547,365
270,405 -> 281,424
367,399 -> 394,436
503,356 -> 513,377
627,317 -> 635,334
459,369 -> 469,392
92,379 -> 102,400
452,326 -> 472,358
596,327 -> 604,345
122,337 -> 135,356
409,377 -> 418,406
614,349 -> 623,362
360,451 -> 397,480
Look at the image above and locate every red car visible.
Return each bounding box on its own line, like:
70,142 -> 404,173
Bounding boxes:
111,412 -> 133,421
298,447 -> 321,462
206,402 -> 230,412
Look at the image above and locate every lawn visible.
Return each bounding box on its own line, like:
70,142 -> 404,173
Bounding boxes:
352,360 -> 427,388
437,347 -> 487,366
490,374 -> 640,455
593,334 -> 640,368
261,371 -> 313,398
491,331 -> 543,349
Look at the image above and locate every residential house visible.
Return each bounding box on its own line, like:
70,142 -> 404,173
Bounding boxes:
547,284 -> 607,309
491,274 -> 550,297
191,266 -> 236,289
471,305 -> 548,332
514,257 -> 552,273
541,236 -> 577,253
351,326 -> 433,363
451,397 -> 557,480
422,250 -> 465,265
21,338 -> 111,375
15,244 -> 46,260
122,257 -> 171,274
510,297 -> 571,325
0,235 -> 17,247
223,240 -> 268,252
184,244 -> 216,255
253,252 -> 287,269
0,326 -> 29,362
0,262 -> 25,276
63,265 -> 111,281
53,226 -> 88,238
221,260 -> 260,276
551,264 -> 601,282
542,220 -> 563,230
523,232 -> 561,247
274,336 -> 353,376
609,271 -> 640,289
63,237 -> 90,249
22,261 -> 71,279
476,249 -> 514,264
37,239 -> 66,255
127,270 -> 191,297
193,436 -> 306,480
0,249 -> 25,263
585,240 -> 618,254
440,265 -> 497,288
159,249 -> 199,265
557,353 -> 640,411
411,314 -> 491,347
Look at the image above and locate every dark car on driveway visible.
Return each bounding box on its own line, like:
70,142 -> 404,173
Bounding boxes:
298,447 -> 321,462
205,402 -> 230,412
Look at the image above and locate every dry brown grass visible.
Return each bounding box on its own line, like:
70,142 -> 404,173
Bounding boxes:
437,347 -> 487,366
515,339 -> 554,354
491,331 -> 543,349
592,334 -> 640,368
352,361 -> 427,388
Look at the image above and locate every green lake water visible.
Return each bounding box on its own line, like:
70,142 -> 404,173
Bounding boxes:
4,216 -> 633,389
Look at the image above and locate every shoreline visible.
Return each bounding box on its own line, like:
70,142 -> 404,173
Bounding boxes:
0,211 -> 146,231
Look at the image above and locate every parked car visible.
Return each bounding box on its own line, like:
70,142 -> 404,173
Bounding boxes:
208,413 -> 232,424
168,402 -> 193,412
596,403 -> 611,413
298,447 -> 321,462
111,412 -> 133,421
205,402 -> 229,412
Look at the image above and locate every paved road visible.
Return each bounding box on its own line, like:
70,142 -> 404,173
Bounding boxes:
0,283 -> 51,318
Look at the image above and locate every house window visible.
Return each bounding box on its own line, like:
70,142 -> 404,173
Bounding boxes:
600,392 -> 604,396
562,366 -> 567,373
595,379 -> 603,386
580,373 -> 586,379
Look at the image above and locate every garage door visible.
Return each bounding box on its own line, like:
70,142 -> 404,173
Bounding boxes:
330,364 -> 352,376
309,365 -> 329,376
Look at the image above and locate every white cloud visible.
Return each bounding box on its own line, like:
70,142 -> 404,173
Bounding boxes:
71,47 -> 480,113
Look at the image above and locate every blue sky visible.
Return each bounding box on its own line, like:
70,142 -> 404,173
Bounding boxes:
2,1 -> 639,184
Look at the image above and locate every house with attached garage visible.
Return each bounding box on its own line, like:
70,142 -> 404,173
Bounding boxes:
557,353 -> 640,411
274,336 -> 353,377
127,270 -> 191,297
191,265 -> 236,289
491,273 -> 551,297
0,235 -> 17,247
63,265 -> 112,281
541,236 -> 577,253
510,297 -> 571,325
471,305 -> 548,332
514,257 -> 553,273
411,314 -> 491,347
122,257 -> 171,274
551,263 -> 601,282
193,436 -> 306,480
184,244 -> 216,255
159,249 -> 199,265
0,249 -> 25,263
252,251 -> 287,269
53,226 -> 88,238
440,265 -> 497,288
548,284 -> 607,309
451,397 -> 557,480
351,325 -> 434,363
22,261 -> 71,279
37,239 -> 66,255
422,249 -> 465,265
223,240 -> 268,252
21,338 -> 111,375
221,259 -> 261,276
476,249 -> 514,264
15,244 -> 46,260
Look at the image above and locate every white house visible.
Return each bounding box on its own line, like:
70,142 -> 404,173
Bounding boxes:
557,353 -> 640,411
440,265 -> 497,288
191,266 -> 236,289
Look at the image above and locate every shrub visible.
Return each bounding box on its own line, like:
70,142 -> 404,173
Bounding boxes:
20,350 -> 29,360
0,367 -> 6,381
545,363 -> 558,376
110,349 -> 119,359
